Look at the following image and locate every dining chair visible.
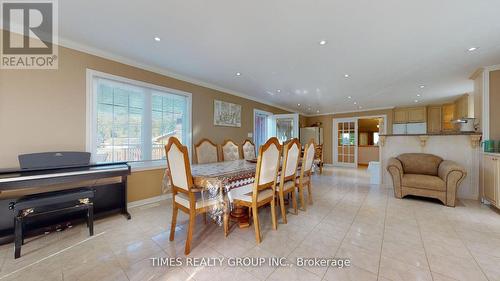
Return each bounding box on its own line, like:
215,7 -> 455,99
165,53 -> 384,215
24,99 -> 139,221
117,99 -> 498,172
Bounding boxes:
314,144 -> 324,174
195,138 -> 218,164
233,137 -> 281,243
277,138 -> 300,224
165,137 -> 223,255
242,139 -> 256,160
297,139 -> 316,210
221,139 -> 240,161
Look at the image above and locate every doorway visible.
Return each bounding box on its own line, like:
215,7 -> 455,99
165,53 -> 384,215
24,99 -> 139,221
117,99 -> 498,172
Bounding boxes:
253,111 -> 299,149
333,115 -> 386,168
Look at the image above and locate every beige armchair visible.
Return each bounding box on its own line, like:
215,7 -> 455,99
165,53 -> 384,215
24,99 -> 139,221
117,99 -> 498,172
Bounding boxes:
387,153 -> 466,207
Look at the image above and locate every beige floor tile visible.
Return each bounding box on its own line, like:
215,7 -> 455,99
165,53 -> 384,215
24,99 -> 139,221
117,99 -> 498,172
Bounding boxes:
427,253 -> 488,281
267,265 -> 322,281
323,264 -> 377,281
378,256 -> 432,281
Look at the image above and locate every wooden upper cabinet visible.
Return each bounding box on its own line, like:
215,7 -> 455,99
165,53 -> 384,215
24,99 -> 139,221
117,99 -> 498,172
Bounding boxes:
407,107 -> 426,123
454,94 -> 469,119
427,106 -> 442,133
442,103 -> 456,131
393,109 -> 408,124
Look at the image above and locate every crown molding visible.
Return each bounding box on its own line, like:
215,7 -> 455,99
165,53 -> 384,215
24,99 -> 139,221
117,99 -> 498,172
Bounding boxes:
57,37 -> 299,114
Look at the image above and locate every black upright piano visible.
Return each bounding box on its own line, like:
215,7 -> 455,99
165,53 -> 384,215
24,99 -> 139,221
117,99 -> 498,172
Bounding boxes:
0,152 -> 131,244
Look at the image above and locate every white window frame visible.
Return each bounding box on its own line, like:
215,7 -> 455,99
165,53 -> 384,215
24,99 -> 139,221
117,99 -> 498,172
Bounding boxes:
86,69 -> 192,167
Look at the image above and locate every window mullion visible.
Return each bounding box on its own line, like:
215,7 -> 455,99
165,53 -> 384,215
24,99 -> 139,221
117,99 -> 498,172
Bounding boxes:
143,90 -> 153,161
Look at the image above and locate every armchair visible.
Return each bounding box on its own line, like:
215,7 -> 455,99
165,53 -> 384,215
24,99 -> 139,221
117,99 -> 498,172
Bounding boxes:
387,153 -> 466,207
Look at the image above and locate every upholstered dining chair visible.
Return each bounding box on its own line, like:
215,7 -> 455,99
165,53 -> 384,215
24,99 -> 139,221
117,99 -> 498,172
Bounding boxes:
221,140 -> 240,161
165,137 -> 222,255
277,138 -> 300,224
195,138 -> 218,164
233,137 -> 281,244
297,139 -> 315,210
242,139 -> 256,160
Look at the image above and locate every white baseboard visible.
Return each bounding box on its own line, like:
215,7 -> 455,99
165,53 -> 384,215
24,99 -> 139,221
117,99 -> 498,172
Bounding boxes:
128,194 -> 172,209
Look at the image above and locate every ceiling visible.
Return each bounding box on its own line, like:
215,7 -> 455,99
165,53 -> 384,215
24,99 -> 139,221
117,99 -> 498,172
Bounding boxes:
59,0 -> 500,115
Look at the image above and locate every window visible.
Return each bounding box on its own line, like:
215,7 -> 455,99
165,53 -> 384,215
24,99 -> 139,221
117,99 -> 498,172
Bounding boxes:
87,70 -> 191,163
373,132 -> 380,145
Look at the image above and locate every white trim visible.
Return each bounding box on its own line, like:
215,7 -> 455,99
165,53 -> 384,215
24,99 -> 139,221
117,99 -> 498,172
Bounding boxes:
271,113 -> 300,143
129,160 -> 166,172
85,69 -> 193,161
128,194 -> 172,209
61,38 -> 297,114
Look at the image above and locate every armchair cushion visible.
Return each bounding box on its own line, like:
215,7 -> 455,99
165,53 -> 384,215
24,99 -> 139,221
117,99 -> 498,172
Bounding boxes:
397,153 -> 443,176
402,174 -> 446,191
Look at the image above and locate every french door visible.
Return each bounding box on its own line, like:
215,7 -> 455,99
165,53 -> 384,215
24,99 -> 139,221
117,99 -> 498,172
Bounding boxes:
333,118 -> 358,167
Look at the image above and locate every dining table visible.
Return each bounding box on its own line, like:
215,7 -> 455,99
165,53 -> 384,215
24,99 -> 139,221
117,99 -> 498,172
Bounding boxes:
162,158 -> 308,230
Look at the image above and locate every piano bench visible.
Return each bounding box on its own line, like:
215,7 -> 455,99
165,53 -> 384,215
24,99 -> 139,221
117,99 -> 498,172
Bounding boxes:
9,188 -> 95,259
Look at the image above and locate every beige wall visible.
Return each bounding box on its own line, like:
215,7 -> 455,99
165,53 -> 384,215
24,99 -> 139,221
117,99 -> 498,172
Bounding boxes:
489,70 -> 500,139
304,109 -> 393,164
0,46 -> 287,202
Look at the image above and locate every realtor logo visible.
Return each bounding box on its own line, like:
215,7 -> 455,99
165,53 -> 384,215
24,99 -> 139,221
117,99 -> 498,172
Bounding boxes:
1,0 -> 58,69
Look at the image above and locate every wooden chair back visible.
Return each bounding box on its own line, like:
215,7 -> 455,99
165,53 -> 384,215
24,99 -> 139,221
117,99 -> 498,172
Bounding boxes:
281,139 -> 301,183
165,137 -> 193,194
253,137 -> 281,199
221,139 -> 240,161
195,138 -> 218,164
242,139 -> 256,160
301,139 -> 316,177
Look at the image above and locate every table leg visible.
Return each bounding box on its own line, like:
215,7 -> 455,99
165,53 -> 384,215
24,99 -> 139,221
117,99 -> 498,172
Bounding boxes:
230,206 -> 250,228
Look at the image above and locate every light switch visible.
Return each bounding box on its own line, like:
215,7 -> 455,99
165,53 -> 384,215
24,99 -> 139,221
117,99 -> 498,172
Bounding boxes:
247,133 -> 253,138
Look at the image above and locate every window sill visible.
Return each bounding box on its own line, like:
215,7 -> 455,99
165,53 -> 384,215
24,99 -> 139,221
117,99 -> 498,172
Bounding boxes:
129,160 -> 167,172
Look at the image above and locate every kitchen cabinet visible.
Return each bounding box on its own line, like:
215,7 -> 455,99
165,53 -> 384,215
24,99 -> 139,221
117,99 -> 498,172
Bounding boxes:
482,154 -> 499,208
427,106 -> 442,133
393,106 -> 426,124
393,109 -> 408,124
407,107 -> 426,123
442,103 -> 455,131
454,94 -> 469,119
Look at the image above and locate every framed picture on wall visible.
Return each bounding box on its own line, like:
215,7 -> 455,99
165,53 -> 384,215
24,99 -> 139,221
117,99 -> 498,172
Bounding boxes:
214,100 -> 242,127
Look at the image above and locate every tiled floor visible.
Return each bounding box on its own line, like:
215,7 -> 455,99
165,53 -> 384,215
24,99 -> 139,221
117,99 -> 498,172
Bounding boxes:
1,167 -> 500,281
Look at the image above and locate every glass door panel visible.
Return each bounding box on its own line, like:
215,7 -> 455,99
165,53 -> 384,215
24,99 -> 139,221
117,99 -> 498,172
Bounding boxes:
334,119 -> 357,167
270,114 -> 299,144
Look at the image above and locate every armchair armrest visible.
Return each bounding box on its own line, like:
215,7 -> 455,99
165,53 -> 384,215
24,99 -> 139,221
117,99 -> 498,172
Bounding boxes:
387,158 -> 403,198
438,160 -> 466,207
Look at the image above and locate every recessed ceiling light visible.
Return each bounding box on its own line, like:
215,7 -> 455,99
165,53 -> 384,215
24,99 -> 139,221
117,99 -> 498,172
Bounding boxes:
419,85 -> 425,89
417,94 -> 421,97
358,106 -> 363,109
316,110 -> 320,113
344,74 -> 350,78
154,37 -> 161,42
414,99 -> 419,103
297,103 -> 301,107
276,89 -> 281,93
353,101 -> 357,105
347,96 -> 352,99
319,40 -> 327,45
235,72 -> 241,76
467,47 -> 478,52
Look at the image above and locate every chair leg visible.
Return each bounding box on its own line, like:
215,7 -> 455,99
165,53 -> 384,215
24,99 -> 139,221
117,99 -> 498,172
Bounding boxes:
291,189 -> 298,215
270,197 -> 277,231
252,205 -> 261,244
223,209 -> 229,237
307,182 -> 313,205
169,206 -> 178,241
278,192 -> 287,224
298,185 -> 306,211
203,213 -> 207,225
185,210 -> 196,255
